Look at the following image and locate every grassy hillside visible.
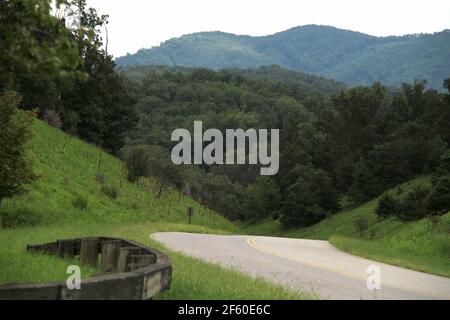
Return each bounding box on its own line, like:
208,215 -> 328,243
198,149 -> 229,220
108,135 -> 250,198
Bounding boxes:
116,25 -> 450,90
244,177 -> 450,277
0,119 -> 310,299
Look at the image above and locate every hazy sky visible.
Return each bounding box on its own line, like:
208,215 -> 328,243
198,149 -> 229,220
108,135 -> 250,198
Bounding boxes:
86,0 -> 450,58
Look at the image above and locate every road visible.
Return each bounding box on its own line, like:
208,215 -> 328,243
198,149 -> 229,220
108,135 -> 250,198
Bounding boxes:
151,232 -> 450,300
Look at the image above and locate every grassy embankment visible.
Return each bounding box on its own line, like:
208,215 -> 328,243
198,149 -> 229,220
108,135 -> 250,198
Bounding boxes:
244,177 -> 450,277
0,120 -> 309,299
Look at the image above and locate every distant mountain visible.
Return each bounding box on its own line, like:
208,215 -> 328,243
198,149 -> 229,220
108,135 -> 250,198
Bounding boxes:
116,25 -> 450,90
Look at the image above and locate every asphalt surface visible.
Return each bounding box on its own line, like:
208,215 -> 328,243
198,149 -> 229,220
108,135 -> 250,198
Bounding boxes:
151,232 -> 450,300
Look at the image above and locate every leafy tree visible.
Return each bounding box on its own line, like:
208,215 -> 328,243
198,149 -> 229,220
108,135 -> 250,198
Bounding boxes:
0,92 -> 37,206
397,187 -> 429,221
280,166 -> 339,227
2,0 -> 137,154
122,145 -> 153,182
0,0 -> 81,90
425,176 -> 450,216
56,0 -> 138,153
432,150 -> 450,184
375,194 -> 399,219
244,177 -> 281,221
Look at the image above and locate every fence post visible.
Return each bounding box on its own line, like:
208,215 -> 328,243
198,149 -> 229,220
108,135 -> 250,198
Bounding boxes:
57,239 -> 75,258
80,238 -> 99,267
187,207 -> 194,224
101,240 -> 122,273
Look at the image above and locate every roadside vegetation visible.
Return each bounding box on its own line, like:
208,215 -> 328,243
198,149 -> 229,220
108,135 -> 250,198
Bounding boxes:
244,177 -> 450,277
0,119 -> 308,299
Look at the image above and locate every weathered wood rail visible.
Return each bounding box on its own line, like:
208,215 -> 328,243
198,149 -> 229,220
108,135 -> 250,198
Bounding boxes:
0,237 -> 172,300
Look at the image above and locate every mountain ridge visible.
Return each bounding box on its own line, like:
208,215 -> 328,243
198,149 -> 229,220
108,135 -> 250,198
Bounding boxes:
116,25 -> 450,90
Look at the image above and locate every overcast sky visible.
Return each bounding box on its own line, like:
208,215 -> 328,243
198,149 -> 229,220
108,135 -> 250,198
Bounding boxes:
86,0 -> 450,58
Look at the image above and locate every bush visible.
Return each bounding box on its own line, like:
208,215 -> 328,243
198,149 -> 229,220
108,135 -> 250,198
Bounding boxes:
398,187 -> 429,221
425,176 -> 450,216
354,217 -> 369,236
0,207 -> 43,228
72,194 -> 88,210
122,145 -> 152,182
0,91 -> 37,206
376,187 -> 430,221
375,194 -> 400,219
101,185 -> 118,199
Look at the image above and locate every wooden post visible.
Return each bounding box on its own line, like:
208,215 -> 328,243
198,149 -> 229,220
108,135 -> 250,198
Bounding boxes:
117,247 -> 142,273
57,239 -> 74,258
100,240 -> 122,273
187,207 -> 194,224
80,238 -> 99,267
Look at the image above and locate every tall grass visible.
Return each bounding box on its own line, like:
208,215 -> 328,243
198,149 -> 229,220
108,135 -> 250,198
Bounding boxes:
0,120 -> 235,231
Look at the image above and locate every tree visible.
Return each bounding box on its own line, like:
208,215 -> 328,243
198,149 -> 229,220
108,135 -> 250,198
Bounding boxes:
245,177 -> 281,221
425,176 -> 450,216
0,0 -> 80,90
280,166 -> 339,227
57,0 -> 138,153
432,150 -> 450,184
375,194 -> 399,219
2,0 -> 137,154
0,92 -> 37,206
122,145 -> 153,182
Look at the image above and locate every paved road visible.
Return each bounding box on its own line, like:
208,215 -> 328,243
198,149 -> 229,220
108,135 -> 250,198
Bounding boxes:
151,232 -> 450,300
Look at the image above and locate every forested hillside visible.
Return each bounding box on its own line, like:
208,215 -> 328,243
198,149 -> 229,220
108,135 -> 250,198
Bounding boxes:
122,66 -> 450,228
116,25 -> 450,90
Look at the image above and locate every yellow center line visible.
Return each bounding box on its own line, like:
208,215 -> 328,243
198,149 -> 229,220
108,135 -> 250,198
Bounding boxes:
246,237 -> 448,300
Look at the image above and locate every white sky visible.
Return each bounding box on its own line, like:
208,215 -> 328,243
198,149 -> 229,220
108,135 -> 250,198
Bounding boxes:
86,0 -> 450,58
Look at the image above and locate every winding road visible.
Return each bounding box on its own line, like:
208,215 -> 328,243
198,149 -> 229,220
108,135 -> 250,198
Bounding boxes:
151,232 -> 450,300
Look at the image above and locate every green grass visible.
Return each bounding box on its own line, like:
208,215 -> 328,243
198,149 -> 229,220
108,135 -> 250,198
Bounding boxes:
0,120 -> 236,231
244,177 -> 450,277
0,119 -> 308,299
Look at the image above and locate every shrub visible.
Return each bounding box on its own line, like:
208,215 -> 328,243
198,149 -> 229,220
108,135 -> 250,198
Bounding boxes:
101,185 -> 118,199
375,194 -> 400,219
72,194 -> 88,210
425,176 -> 450,216
354,217 -> 369,236
122,145 -> 152,182
376,187 -> 431,221
0,91 -> 37,207
397,186 -> 429,221
0,207 -> 43,228
432,151 -> 450,185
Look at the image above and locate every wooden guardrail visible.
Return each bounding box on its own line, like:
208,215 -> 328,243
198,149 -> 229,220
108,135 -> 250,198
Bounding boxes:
0,237 -> 172,300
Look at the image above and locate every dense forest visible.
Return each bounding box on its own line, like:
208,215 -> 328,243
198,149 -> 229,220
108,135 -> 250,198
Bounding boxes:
121,65 -> 450,227
116,25 -> 450,90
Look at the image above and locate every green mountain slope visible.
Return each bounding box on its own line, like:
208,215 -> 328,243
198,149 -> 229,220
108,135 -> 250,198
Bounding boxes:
116,25 -> 450,90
